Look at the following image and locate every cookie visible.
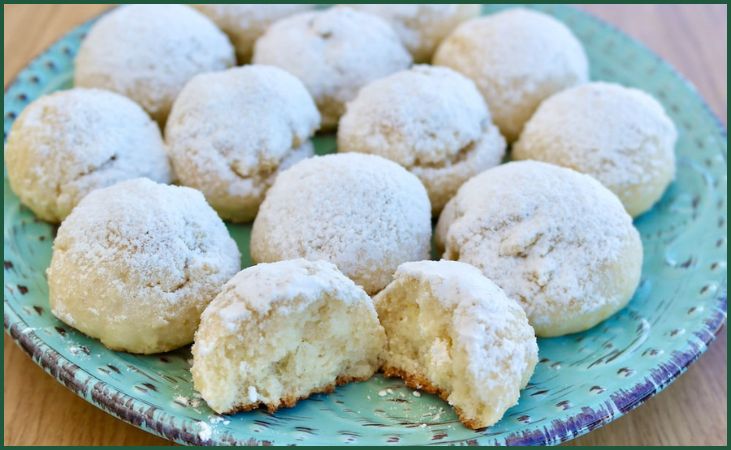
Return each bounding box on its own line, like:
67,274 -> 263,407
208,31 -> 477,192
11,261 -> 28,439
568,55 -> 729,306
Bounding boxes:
251,153 -> 432,294
374,260 -> 538,429
75,4 -> 234,123
166,65 -> 320,222
514,82 -> 677,217
253,6 -> 411,129
350,4 -> 480,62
47,178 -> 240,354
436,161 -> 643,337
4,88 -> 171,223
191,259 -> 385,414
338,65 -> 505,214
194,4 -> 314,63
434,8 -> 588,141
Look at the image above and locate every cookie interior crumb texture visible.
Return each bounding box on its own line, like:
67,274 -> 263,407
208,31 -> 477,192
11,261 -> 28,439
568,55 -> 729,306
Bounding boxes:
436,161 -> 643,337
191,259 -> 385,414
47,178 -> 241,354
374,260 -> 538,429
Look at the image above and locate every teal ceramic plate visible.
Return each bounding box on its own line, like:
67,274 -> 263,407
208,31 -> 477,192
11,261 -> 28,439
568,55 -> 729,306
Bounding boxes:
4,4 -> 727,446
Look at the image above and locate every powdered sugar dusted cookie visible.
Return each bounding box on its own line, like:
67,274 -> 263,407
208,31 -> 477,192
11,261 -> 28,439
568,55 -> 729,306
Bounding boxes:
166,65 -> 320,222
192,259 -> 385,414
374,260 -> 538,429
514,82 -> 677,217
338,65 -> 505,214
48,178 -> 241,354
251,153 -> 432,294
434,8 -> 588,141
194,4 -> 314,63
350,4 -> 480,62
253,6 -> 411,129
4,88 -> 171,223
436,161 -> 643,337
75,4 -> 235,123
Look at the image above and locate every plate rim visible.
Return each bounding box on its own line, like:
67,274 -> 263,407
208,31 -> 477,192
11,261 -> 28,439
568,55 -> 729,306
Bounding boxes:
3,4 -> 727,446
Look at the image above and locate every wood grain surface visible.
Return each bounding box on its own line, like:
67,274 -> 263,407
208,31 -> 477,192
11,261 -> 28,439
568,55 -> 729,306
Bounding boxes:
3,4 -> 727,446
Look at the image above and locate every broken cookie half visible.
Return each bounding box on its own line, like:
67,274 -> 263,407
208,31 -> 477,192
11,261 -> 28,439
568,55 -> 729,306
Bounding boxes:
374,260 -> 538,429
191,259 -> 385,414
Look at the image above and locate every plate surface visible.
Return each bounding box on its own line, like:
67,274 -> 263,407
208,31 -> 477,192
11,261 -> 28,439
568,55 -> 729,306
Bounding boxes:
3,4 -> 727,446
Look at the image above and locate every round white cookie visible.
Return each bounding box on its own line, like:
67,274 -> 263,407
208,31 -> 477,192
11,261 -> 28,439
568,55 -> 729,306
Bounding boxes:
350,4 -> 480,62
194,4 -> 314,63
166,65 -> 320,223
433,8 -> 588,141
513,82 -> 677,217
338,65 -> 505,214
253,6 -> 411,129
75,4 -> 235,123
48,178 -> 241,354
436,161 -> 643,337
192,259 -> 385,414
4,88 -> 171,223
251,153 -> 432,295
375,260 -> 538,429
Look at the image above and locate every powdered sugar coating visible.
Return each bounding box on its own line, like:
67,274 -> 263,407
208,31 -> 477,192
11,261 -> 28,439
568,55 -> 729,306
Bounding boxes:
513,82 -> 677,217
436,161 -> 643,337
194,4 -> 314,63
251,153 -> 432,294
350,4 -> 480,62
48,178 -> 241,354
338,65 -> 505,214
75,4 -> 235,123
433,8 -> 588,142
252,6 -> 411,129
166,65 -> 320,223
4,88 -> 171,223
374,260 -> 538,428
202,259 -> 377,328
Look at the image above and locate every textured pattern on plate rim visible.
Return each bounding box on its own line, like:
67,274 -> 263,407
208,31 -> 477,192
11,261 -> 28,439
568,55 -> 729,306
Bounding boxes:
3,4 -> 727,445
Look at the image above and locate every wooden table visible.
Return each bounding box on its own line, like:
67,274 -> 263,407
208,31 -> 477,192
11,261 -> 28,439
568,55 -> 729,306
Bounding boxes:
3,4 -> 727,446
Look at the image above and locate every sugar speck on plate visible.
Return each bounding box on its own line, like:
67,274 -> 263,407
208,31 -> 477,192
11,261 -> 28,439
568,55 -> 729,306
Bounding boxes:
378,390 -> 388,397
198,421 -> 212,441
209,416 -> 228,425
433,408 -> 443,421
413,391 -> 421,397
